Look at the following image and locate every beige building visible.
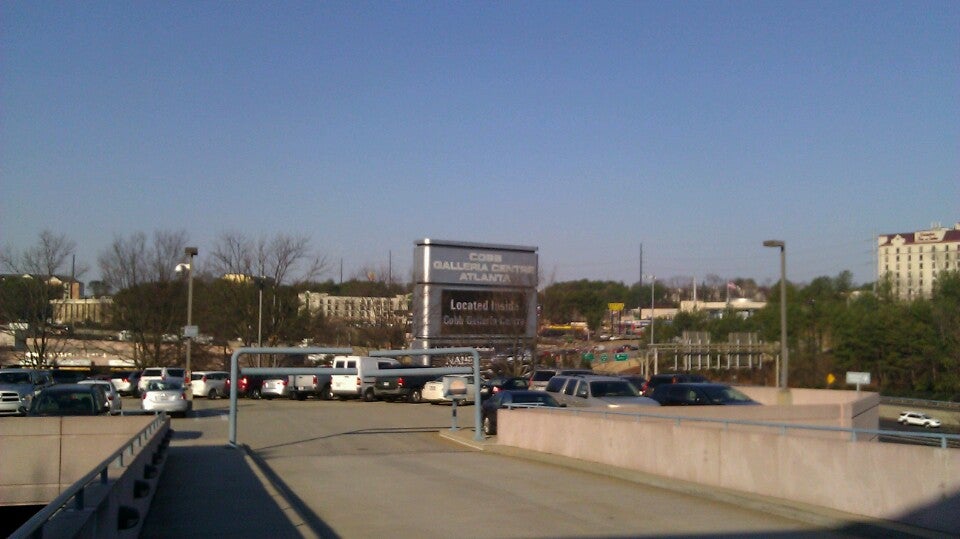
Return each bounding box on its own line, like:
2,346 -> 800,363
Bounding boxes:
51,297 -> 113,325
299,292 -> 410,326
877,222 -> 960,300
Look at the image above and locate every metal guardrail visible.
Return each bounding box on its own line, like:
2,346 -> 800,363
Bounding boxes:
522,406 -> 960,449
10,414 -> 170,539
879,396 -> 960,412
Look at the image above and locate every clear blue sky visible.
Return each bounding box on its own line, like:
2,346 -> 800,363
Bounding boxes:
2,1 -> 957,288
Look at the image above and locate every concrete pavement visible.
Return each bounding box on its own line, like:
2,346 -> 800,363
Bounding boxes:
139,398 -> 947,538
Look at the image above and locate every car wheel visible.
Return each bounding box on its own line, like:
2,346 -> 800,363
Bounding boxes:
250,388 -> 261,400
408,389 -> 422,404
208,389 -> 218,399
320,385 -> 333,400
482,416 -> 495,435
363,388 -> 376,402
296,392 -> 307,401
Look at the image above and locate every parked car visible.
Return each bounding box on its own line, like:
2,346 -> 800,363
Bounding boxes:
897,411 -> 942,428
261,376 -> 292,399
640,373 -> 708,396
190,371 -> 229,399
29,384 -> 111,416
50,369 -> 87,385
479,376 -> 529,400
373,369 -> 440,403
110,370 -> 141,396
528,369 -> 592,391
141,380 -> 191,417
649,383 -> 759,406
330,356 -> 401,401
290,372 -> 334,401
138,367 -> 186,394
422,374 -> 477,404
481,390 -> 563,435
620,375 -> 647,392
546,374 -> 659,408
0,369 -> 54,415
226,373 -> 269,399
79,379 -> 123,412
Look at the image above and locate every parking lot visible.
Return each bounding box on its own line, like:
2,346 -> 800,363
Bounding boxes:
135,395 -> 870,538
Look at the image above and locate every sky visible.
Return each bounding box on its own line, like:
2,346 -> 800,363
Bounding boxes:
2,1 -> 958,289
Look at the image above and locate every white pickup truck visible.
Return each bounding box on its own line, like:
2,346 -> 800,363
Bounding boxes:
330,356 -> 401,401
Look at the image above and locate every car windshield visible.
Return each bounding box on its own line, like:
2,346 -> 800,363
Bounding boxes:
590,381 -> 638,397
700,385 -> 753,404
0,372 -> 31,384
531,371 -> 556,381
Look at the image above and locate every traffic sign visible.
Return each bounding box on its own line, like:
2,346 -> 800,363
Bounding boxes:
615,353 -> 628,361
600,353 -> 609,362
583,353 -> 595,362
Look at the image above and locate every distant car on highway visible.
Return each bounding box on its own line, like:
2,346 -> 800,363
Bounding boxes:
29,384 -> 111,416
141,380 -> 191,417
897,411 -> 941,428
649,383 -> 759,406
481,390 -> 563,435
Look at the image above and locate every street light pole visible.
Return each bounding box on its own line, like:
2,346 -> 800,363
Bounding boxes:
642,274 -> 655,346
254,275 -> 266,368
184,247 -> 197,393
763,240 -> 788,392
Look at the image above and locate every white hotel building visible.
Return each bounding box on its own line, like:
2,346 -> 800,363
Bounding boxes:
877,222 -> 960,300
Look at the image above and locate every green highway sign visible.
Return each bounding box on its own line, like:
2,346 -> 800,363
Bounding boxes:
615,353 -> 628,361
583,353 -> 595,361
600,353 -> 609,362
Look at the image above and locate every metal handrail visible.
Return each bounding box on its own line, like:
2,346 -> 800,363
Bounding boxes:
524,406 -> 960,449
10,414 -> 170,539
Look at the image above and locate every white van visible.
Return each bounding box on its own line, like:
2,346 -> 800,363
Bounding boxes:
330,356 -> 400,401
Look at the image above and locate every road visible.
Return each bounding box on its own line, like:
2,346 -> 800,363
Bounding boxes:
135,396 -> 894,538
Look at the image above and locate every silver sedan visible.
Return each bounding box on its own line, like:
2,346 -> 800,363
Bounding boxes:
141,380 -> 192,417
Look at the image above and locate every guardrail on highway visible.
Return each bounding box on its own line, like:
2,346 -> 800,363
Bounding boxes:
10,414 -> 172,539
880,396 -> 960,411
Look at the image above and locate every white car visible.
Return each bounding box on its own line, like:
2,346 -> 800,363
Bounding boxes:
897,411 -> 941,428
79,379 -> 122,412
422,375 -> 477,404
138,367 -> 186,394
190,371 -> 229,399
141,380 -> 191,417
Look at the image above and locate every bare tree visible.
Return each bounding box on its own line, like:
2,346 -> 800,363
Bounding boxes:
206,232 -> 329,352
0,231 -> 84,366
97,230 -> 190,367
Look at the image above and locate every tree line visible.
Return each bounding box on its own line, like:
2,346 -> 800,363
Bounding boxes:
3,230 -> 958,399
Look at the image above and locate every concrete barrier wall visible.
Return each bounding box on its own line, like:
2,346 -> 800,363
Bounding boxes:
498,406 -> 959,533
1,415 -> 171,538
0,416 -> 159,505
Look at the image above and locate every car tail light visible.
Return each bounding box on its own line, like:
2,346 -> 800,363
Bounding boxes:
312,375 -> 317,384
202,375 -> 208,382
281,378 -> 287,386
180,392 -> 186,400
493,386 -> 501,393
141,393 -> 147,401
398,377 -> 405,387
356,378 -> 361,387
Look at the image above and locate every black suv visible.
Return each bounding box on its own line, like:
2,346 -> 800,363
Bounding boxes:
649,383 -> 758,406
640,373 -> 708,395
